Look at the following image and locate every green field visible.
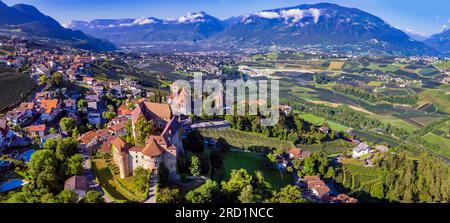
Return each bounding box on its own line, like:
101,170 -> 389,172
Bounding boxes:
223,150 -> 292,190
0,72 -> 36,112
421,133 -> 450,159
434,61 -> 450,70
200,128 -> 294,150
297,113 -> 349,132
418,87 -> 450,114
301,140 -> 354,155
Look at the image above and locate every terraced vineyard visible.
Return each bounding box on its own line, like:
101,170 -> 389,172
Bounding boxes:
0,72 -> 36,112
338,164 -> 383,196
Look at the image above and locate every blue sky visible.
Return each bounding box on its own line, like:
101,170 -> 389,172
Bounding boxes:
3,0 -> 449,36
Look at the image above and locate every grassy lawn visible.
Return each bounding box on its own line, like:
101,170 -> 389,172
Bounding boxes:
367,81 -> 383,87
92,158 -> 129,202
223,150 -> 291,190
297,113 -> 349,132
421,133 -> 450,159
92,158 -> 146,202
200,128 -> 294,150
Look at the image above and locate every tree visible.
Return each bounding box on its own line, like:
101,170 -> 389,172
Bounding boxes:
49,72 -> 64,87
221,169 -> 252,202
28,150 -> 61,192
62,154 -> 84,176
133,167 -> 150,192
102,111 -> 117,121
185,180 -> 220,203
56,190 -> 78,203
60,117 -> 77,133
39,75 -> 48,85
183,130 -> 204,153
83,191 -> 104,203
77,99 -> 88,111
135,117 -> 154,145
55,138 -> 78,161
216,137 -> 230,152
157,188 -> 182,203
268,185 -> 304,203
157,161 -> 170,187
49,127 -> 57,134
190,155 -> 201,177
239,185 -> 256,203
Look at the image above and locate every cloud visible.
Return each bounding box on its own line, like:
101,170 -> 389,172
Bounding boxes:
254,11 -> 280,19
253,8 -> 321,24
178,12 -> 206,23
441,24 -> 448,32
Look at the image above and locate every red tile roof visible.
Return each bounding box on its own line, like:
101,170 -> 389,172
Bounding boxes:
27,124 -> 46,132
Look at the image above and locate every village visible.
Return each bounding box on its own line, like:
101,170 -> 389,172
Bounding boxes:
0,35 -> 442,204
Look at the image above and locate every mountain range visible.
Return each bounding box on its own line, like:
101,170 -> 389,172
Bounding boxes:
1,1 -> 449,55
0,0 -> 115,51
425,29 -> 450,55
66,3 -> 447,56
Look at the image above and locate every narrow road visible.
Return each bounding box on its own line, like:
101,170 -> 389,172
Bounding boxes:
144,173 -> 157,203
82,149 -> 112,203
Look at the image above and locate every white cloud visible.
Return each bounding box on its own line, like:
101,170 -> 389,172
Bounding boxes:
254,11 -> 280,19
178,12 -> 206,23
280,9 -> 304,23
253,8 -> 321,24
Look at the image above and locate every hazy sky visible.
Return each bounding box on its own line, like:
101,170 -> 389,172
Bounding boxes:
2,0 -> 449,36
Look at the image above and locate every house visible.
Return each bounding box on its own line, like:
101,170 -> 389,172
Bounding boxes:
83,77 -> 96,85
131,100 -> 172,138
0,119 -> 14,149
108,122 -> 126,136
319,126 -> 330,134
87,113 -> 101,125
279,105 -> 292,115
79,131 -> 99,149
330,194 -> 358,203
169,87 -> 191,115
109,82 -> 122,97
112,116 -> 183,181
117,104 -> 132,117
288,148 -> 311,160
41,133 -> 65,144
352,143 -> 371,158
40,99 -> 61,121
304,176 -> 331,200
64,176 -> 88,199
26,124 -> 46,140
96,129 -> 110,142
35,64 -> 50,76
92,83 -> 105,96
6,102 -> 35,126
63,99 -> 77,113
34,91 -> 51,103
375,145 -> 389,153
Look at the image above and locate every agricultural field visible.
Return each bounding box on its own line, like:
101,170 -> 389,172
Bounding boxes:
200,128 -> 294,150
336,163 -> 383,199
421,133 -> 450,159
297,113 -> 349,132
418,86 -> 450,114
223,150 -> 292,190
300,140 -> 354,156
433,60 -> 450,70
0,72 -> 36,113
